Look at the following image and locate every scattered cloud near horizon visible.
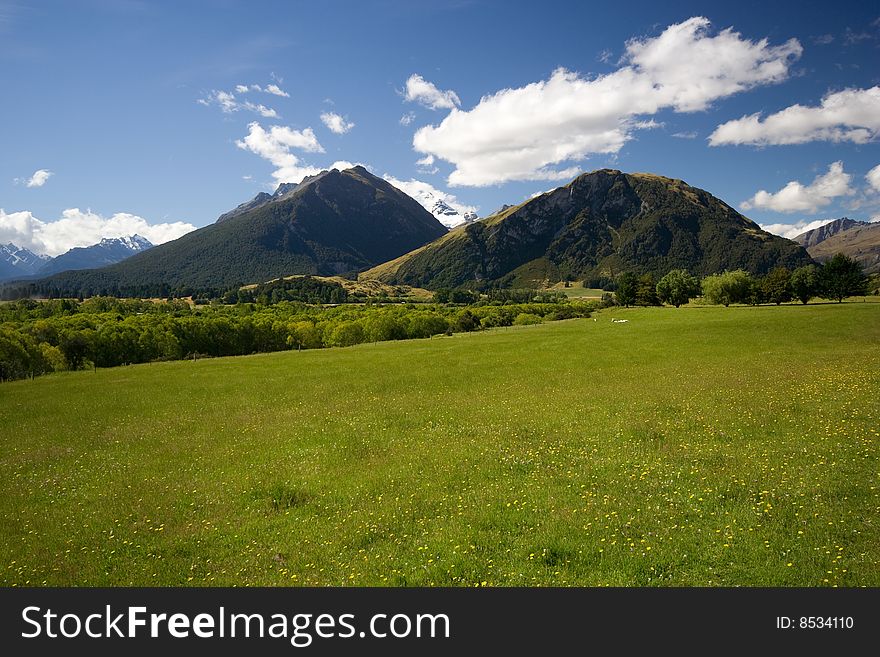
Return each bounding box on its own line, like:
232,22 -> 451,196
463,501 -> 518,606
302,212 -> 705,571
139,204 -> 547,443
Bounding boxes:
0,208 -> 195,257
383,175 -> 477,219
14,169 -> 52,188
709,86 -> 880,146
759,217 -> 838,240
741,161 -> 854,214
320,111 -> 355,135
410,17 -> 802,186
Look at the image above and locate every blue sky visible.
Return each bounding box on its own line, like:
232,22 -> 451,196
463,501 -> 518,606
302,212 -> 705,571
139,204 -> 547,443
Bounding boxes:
1,0 -> 878,255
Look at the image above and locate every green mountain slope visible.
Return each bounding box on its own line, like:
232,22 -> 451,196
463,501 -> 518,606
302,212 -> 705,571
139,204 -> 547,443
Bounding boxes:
362,169 -> 813,289
17,167 -> 447,296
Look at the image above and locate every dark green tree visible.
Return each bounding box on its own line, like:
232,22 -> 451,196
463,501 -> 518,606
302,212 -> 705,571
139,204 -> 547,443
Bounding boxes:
760,267 -> 792,305
790,265 -> 819,304
635,273 -> 661,306
615,272 -> 638,307
819,253 -> 868,302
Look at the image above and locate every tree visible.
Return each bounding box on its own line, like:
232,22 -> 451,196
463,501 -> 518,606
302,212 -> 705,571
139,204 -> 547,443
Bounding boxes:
635,274 -> 661,306
701,270 -> 753,306
656,269 -> 700,307
819,253 -> 868,302
790,265 -> 819,304
760,267 -> 792,305
615,272 -> 638,307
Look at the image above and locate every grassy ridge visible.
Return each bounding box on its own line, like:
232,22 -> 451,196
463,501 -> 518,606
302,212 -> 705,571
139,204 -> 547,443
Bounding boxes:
1,303 -> 878,586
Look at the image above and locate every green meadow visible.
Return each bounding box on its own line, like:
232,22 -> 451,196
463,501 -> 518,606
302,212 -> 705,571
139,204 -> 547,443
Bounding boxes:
1,303 -> 878,586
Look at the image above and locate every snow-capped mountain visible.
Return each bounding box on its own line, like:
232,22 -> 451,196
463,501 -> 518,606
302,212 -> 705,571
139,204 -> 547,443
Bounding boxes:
430,199 -> 478,228
0,243 -> 51,280
36,235 -> 154,277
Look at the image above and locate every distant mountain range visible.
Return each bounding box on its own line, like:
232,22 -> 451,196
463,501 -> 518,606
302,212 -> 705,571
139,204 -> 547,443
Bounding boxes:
19,166 -> 447,297
0,243 -> 50,280
363,169 -> 813,289
793,218 -> 880,274
0,236 -> 152,282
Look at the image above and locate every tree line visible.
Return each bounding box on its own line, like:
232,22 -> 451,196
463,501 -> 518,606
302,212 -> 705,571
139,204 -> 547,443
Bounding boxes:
0,297 -> 594,382
614,254 -> 871,308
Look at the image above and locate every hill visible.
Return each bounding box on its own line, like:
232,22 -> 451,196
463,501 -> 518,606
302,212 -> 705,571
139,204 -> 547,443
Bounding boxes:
14,166 -> 447,297
362,169 -> 813,289
793,218 -> 880,274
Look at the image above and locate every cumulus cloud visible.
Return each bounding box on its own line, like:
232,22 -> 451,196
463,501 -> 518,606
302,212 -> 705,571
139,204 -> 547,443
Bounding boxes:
0,208 -> 195,257
199,90 -> 279,118
741,162 -> 854,214
866,164 -> 880,192
399,111 -> 416,126
412,17 -> 801,186
320,111 -> 355,134
14,169 -> 53,188
383,175 -> 477,223
235,121 -> 356,184
404,74 -> 461,110
709,86 -> 880,146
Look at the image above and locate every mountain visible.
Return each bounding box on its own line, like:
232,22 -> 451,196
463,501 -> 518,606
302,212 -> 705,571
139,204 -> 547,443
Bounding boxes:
794,218 -> 880,274
17,166 -> 448,297
362,169 -> 814,289
38,235 -> 153,277
215,172 -> 333,223
792,218 -> 863,249
429,199 -> 478,229
0,243 -> 51,281
386,182 -> 477,228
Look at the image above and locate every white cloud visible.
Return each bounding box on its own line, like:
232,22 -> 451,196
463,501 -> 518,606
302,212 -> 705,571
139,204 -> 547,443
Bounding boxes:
866,164 -> 880,192
759,218 -> 841,240
383,175 -> 477,226
404,74 -> 461,110
320,111 -> 355,135
199,90 -> 279,118
741,161 -> 854,214
399,111 -> 416,126
671,131 -> 698,139
14,169 -> 53,188
0,208 -> 195,257
265,83 -> 289,97
412,17 -> 801,186
234,122 -> 357,184
416,154 -> 438,174
233,83 -> 289,97
709,86 -> 880,146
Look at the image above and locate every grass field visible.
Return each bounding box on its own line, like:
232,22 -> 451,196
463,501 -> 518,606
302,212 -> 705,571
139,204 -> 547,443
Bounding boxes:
1,303 -> 878,586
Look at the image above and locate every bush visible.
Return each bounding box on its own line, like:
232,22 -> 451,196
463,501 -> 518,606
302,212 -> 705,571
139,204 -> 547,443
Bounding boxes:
514,313 -> 542,325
